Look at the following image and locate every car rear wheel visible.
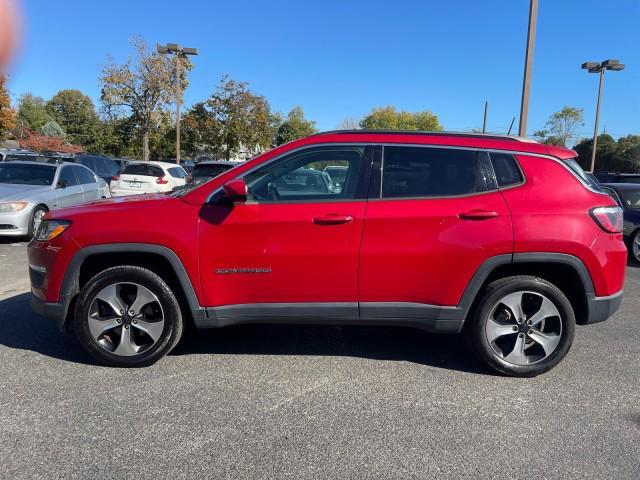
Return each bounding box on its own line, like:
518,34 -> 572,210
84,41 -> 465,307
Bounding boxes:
631,230 -> 640,264
28,205 -> 47,238
73,266 -> 183,367
466,275 -> 575,377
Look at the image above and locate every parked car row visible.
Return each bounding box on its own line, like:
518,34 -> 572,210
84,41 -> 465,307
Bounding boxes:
0,161 -> 110,237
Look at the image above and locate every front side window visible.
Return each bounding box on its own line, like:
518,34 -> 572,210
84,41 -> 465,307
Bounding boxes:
245,146 -> 366,202
382,146 -> 484,198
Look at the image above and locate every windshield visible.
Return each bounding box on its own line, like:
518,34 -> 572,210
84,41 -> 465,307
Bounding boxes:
0,164 -> 56,185
618,189 -> 640,210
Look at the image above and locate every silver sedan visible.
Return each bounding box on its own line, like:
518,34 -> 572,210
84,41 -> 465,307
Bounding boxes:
0,161 -> 111,237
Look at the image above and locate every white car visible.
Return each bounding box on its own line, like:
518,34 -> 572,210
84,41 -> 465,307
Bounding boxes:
110,161 -> 188,196
0,161 -> 110,237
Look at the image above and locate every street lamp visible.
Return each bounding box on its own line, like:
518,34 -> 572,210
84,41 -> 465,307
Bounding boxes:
157,43 -> 198,164
581,59 -> 625,172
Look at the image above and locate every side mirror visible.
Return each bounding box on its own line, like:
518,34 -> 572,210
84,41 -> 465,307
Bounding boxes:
221,178 -> 247,202
56,180 -> 68,189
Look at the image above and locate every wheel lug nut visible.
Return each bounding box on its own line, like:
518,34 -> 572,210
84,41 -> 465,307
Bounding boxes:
120,310 -> 124,315
129,310 -> 135,315
512,326 -> 518,332
528,329 -> 533,335
124,325 -> 129,329
132,319 -> 137,324
518,333 -> 525,338
116,318 -> 121,324
527,320 -> 532,326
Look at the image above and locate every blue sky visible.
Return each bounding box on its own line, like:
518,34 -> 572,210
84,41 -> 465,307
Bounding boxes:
6,0 -> 640,139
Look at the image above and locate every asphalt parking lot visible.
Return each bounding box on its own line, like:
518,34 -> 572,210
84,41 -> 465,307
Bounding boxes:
0,239 -> 638,479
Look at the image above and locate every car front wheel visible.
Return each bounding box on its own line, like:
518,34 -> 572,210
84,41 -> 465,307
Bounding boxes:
466,275 -> 575,377
73,266 -> 183,367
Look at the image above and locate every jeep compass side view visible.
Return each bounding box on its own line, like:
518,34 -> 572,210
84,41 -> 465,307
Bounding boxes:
28,131 -> 626,376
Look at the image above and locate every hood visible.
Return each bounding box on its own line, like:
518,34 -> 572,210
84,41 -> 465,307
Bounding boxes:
0,183 -> 52,202
47,193 -> 176,218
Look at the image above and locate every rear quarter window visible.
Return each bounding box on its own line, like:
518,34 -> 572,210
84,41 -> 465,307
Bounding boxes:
489,152 -> 523,187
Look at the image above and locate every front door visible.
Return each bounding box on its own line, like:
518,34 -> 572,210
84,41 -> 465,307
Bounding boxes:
358,145 -> 513,315
198,145 -> 372,319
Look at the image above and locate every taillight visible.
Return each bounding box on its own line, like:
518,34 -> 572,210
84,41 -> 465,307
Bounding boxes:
590,206 -> 623,233
156,176 -> 169,184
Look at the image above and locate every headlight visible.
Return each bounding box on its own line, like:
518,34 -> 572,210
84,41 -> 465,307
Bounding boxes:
35,220 -> 71,241
0,201 -> 28,212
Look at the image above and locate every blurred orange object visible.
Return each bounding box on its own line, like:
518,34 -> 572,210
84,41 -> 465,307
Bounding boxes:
0,0 -> 21,71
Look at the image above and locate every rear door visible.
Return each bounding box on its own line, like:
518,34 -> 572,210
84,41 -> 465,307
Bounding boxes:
55,165 -> 84,207
358,145 -> 513,315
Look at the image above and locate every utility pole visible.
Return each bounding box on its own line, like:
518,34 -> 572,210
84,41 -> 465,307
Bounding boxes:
518,0 -> 538,137
482,101 -> 489,133
157,43 -> 198,164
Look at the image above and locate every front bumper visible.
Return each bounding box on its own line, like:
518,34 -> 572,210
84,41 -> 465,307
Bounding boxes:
585,290 -> 623,324
30,294 -> 68,331
0,209 -> 31,236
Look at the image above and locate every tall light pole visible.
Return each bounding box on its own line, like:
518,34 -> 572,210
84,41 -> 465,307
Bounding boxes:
518,0 -> 538,137
581,59 -> 625,173
157,43 -> 198,164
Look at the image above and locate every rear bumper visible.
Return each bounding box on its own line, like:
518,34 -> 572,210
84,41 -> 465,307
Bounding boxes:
585,290 -> 623,324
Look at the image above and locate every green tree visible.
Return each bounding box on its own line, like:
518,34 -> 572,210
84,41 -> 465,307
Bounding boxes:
202,75 -> 274,160
535,106 -> 584,147
0,74 -> 15,139
40,120 -> 65,138
359,106 -> 442,131
46,89 -> 99,146
274,106 -> 317,145
16,93 -> 52,130
616,135 -> 640,172
100,38 -> 192,161
574,134 -> 619,171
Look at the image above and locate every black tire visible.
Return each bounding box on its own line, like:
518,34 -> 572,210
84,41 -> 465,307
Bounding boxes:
28,205 -> 48,238
465,275 -> 575,377
73,266 -> 183,367
629,229 -> 640,265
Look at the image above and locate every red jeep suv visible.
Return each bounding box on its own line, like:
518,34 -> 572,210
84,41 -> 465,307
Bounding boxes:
28,131 -> 626,376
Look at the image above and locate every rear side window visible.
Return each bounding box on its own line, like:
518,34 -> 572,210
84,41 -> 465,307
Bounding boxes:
382,146 -> 484,198
123,164 -> 164,177
167,167 -> 186,178
58,166 -> 79,186
74,166 -> 96,185
490,153 -> 523,187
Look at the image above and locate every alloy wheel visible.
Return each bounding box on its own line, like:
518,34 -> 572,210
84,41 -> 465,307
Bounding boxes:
87,282 -> 164,356
485,290 -> 563,366
633,232 -> 640,262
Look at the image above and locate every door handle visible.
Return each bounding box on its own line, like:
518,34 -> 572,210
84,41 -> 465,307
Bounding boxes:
313,215 -> 354,225
459,210 -> 500,220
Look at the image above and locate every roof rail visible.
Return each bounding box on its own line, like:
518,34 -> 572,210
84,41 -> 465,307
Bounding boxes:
315,129 -> 534,143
